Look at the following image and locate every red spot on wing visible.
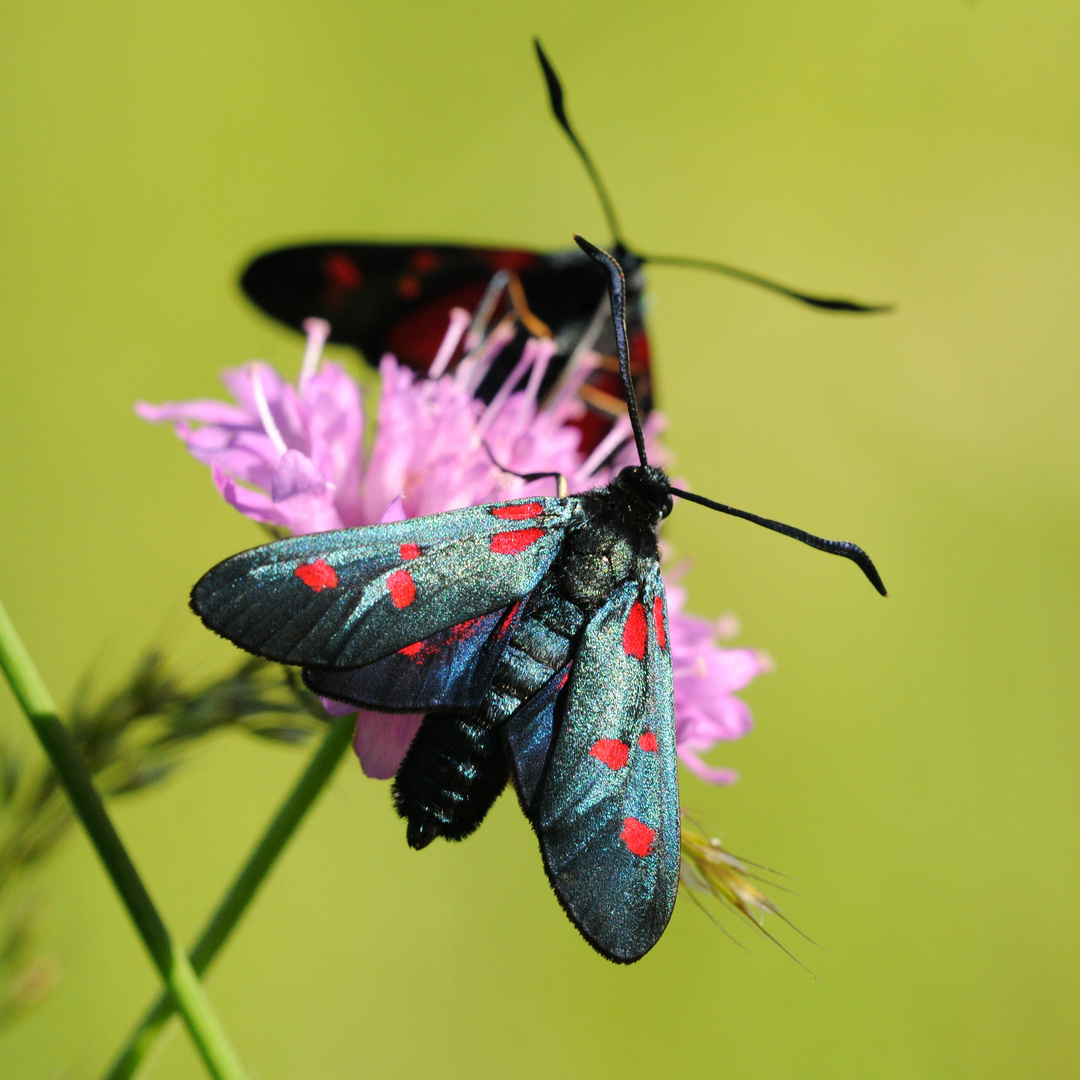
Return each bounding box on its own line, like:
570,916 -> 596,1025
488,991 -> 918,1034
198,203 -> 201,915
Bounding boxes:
490,527 -> 545,555
397,273 -> 422,300
653,595 -> 667,651
397,616 -> 482,662
447,615 -> 485,642
492,502 -> 544,521
323,252 -> 363,289
622,601 -> 647,659
399,543 -> 420,561
477,249 -> 540,273
496,601 -> 522,642
620,817 -> 655,858
294,560 -> 338,591
638,732 -> 658,752
386,569 -> 416,608
411,249 -> 440,273
382,283 -> 488,372
590,739 -> 630,770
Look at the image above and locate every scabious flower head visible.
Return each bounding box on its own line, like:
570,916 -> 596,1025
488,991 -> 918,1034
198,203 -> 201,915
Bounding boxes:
139,306 -> 766,784
666,580 -> 772,784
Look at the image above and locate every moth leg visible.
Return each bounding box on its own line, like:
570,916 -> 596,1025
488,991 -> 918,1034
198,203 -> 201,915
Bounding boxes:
481,441 -> 568,498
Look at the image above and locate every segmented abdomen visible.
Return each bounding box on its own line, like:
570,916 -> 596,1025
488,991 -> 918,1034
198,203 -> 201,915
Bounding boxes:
486,593 -> 584,724
393,590 -> 586,848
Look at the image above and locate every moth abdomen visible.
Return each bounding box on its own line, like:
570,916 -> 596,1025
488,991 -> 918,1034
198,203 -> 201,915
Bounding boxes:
485,596 -> 583,725
394,595 -> 586,848
393,710 -> 509,849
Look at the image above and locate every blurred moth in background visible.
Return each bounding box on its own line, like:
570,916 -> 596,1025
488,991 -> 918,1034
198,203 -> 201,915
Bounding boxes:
239,40 -> 888,455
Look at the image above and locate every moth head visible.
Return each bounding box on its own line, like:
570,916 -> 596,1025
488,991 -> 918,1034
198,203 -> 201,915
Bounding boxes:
616,464 -> 674,521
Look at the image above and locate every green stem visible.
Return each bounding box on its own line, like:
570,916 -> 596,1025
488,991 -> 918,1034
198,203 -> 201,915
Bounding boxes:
102,710 -> 356,1080
0,599 -> 249,1080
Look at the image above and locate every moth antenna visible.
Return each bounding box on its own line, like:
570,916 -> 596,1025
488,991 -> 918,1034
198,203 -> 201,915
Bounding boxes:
573,235 -> 649,468
534,39 -> 625,249
640,252 -> 893,314
668,486 -> 887,596
481,441 -> 568,498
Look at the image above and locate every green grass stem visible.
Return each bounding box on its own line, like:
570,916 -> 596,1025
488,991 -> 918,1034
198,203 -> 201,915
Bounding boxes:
0,598 -> 249,1080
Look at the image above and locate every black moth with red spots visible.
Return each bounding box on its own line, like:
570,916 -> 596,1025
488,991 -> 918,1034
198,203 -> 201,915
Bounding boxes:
239,43 -> 886,458
192,238 -> 886,962
192,469 -> 679,962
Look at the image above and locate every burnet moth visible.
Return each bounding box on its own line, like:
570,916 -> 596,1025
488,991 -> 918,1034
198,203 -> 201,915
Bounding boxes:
191,235 -> 887,963
239,40 -> 889,454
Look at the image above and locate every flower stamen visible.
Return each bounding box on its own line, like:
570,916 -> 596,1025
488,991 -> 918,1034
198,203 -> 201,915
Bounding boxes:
298,318 -> 331,387
477,338 -> 555,436
250,366 -> 288,459
524,337 -> 557,404
465,271 -> 510,352
456,316 -> 517,397
545,299 -> 609,410
579,414 -> 633,478
429,307 -> 472,379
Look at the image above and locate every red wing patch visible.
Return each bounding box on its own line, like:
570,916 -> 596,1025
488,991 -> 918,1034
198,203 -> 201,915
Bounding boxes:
622,601 -> 647,659
294,560 -> 338,591
492,502 -> 544,521
410,249 -> 440,273
386,569 -> 416,608
397,273 -> 422,300
396,616 -> 487,663
620,817 -> 655,858
323,252 -> 362,289
590,739 -> 630,770
447,616 -> 487,642
653,596 -> 666,651
399,543 -> 420,561
490,528 -> 545,555
638,731 -> 659,752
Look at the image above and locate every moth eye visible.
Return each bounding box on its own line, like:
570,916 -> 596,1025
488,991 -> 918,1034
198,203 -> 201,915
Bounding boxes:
660,494 -> 673,519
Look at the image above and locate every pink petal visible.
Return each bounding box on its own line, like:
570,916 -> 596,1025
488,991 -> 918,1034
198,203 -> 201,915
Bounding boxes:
677,747 -> 739,785
320,696 -> 356,717
135,399 -> 253,427
676,698 -> 755,745
378,494 -> 407,523
211,463 -> 289,526
271,449 -> 330,501
352,710 -> 424,780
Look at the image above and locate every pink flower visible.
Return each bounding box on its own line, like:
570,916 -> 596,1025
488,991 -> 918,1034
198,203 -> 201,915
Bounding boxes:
139,310 -> 766,784
666,582 -> 772,784
136,320 -> 362,534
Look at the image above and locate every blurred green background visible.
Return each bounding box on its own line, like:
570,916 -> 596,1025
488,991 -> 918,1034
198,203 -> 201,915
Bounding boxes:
2,1 -> 1079,1077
